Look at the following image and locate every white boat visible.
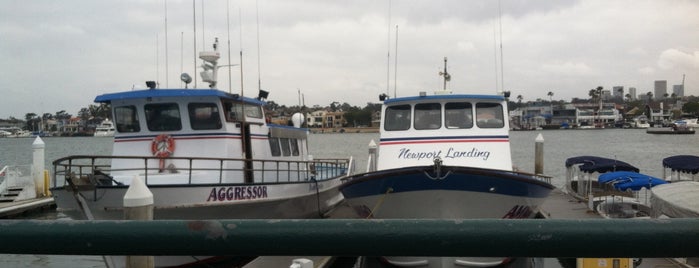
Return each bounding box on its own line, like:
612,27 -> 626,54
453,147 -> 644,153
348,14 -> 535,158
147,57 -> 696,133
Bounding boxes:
49,41 -> 354,267
593,171 -> 667,219
564,156 -> 639,202
650,181 -> 699,267
339,60 -> 554,267
632,115 -> 650,128
93,119 -> 115,137
662,155 -> 699,182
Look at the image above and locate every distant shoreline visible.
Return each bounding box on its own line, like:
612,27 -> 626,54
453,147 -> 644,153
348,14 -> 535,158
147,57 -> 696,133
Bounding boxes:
310,127 -> 379,134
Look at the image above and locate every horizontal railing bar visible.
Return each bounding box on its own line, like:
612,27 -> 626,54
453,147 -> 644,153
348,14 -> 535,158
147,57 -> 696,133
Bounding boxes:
0,219 -> 697,257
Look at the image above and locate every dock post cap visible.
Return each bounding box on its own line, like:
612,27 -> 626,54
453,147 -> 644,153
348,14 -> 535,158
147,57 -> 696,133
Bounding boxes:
123,175 -> 154,207
535,133 -> 544,142
290,258 -> 313,268
368,139 -> 377,148
32,137 -> 45,148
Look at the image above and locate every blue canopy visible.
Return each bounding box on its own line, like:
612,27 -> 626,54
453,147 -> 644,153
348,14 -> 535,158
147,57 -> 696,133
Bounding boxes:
565,156 -> 639,174
662,155 -> 699,174
598,171 -> 667,191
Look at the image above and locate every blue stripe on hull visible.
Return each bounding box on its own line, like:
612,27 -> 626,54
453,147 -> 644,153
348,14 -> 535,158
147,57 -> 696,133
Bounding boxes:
340,166 -> 553,199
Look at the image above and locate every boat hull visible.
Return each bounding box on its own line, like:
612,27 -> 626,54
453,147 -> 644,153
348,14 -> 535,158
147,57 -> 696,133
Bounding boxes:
340,165 -> 554,267
51,178 -> 345,220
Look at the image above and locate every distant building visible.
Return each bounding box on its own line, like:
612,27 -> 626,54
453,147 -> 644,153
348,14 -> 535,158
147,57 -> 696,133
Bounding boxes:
612,86 -> 624,99
628,87 -> 637,100
654,80 -> 667,100
673,84 -> 684,97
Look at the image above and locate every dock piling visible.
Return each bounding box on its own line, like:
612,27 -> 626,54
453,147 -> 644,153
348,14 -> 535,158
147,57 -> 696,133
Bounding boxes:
534,133 -> 544,175
32,137 -> 45,197
123,175 -> 154,268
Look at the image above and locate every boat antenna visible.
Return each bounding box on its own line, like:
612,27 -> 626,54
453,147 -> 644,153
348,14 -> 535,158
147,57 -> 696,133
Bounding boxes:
393,24 -> 398,98
492,14 -> 500,92
256,0 -> 262,92
439,57 -> 450,90
164,0 -> 169,88
385,0 -> 392,96
156,35 -> 159,88
239,7 -> 244,96
498,0 -> 505,93
193,0 -> 197,88
227,0 -> 232,93
180,31 -> 184,88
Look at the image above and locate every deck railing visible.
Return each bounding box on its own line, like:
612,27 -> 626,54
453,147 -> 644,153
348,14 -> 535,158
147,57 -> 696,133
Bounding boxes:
52,155 -> 353,188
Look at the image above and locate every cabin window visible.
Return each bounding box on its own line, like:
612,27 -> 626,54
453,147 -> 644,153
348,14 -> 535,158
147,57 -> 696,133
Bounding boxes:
188,103 -> 222,130
280,138 -> 291,156
445,102 -> 473,129
114,105 -> 140,133
384,104 -> 411,131
269,137 -> 281,156
225,103 -> 264,122
476,103 -> 504,128
145,103 -> 182,131
290,139 -> 300,156
414,103 -> 442,130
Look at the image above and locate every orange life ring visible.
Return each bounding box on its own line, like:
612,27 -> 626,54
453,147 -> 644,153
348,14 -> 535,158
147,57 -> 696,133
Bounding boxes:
151,134 -> 175,158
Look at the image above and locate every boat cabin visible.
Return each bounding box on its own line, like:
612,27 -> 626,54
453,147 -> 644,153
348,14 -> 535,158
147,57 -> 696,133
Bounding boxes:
378,93 -> 513,171
96,89 -> 309,185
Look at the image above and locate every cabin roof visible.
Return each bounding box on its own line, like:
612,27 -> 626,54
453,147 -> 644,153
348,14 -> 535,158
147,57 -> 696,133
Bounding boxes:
384,94 -> 505,104
95,89 -> 266,105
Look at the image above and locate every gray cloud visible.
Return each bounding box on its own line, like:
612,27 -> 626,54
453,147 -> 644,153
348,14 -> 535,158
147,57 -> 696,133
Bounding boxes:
1,0 -> 697,119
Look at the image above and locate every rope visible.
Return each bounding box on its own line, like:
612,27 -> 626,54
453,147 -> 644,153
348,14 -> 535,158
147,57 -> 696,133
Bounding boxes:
367,187 -> 393,219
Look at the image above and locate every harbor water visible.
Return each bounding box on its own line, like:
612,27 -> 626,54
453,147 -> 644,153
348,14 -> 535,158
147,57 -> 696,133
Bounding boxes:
0,129 -> 697,266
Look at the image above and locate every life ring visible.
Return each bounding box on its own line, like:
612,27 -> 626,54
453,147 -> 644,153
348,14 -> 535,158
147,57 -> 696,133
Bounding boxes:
151,134 -> 175,158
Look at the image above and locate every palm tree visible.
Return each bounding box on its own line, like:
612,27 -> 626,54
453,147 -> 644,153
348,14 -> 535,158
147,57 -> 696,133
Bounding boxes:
646,92 -> 653,102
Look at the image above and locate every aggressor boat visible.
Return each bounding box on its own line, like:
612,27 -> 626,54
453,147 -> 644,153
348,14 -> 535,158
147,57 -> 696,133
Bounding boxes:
50,42 -> 353,220
339,59 -> 554,267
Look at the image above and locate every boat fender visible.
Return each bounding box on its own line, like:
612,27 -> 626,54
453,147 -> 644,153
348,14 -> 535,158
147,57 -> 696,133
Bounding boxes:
151,134 -> 176,158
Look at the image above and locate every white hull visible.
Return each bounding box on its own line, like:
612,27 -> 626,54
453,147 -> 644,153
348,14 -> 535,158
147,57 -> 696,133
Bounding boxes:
52,178 -> 345,220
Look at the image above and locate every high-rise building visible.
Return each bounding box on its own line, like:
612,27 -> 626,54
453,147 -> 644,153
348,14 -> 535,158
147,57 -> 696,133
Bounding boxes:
654,80 -> 667,100
612,86 -> 624,99
628,87 -> 637,100
673,84 -> 684,97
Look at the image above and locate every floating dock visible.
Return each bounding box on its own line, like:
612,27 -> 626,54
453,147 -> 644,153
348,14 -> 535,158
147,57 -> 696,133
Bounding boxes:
0,197 -> 55,218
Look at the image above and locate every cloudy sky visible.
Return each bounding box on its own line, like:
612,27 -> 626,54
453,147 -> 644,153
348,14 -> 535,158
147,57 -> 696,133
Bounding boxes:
1,0 -> 698,119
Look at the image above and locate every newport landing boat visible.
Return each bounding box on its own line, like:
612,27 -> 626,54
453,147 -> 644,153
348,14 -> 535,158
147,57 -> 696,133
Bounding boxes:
339,64 -> 554,267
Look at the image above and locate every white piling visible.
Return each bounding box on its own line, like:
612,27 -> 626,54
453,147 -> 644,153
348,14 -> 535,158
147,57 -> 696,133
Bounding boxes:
534,133 -> 544,175
290,258 -> 314,268
32,137 -> 45,197
124,175 -> 154,268
367,139 -> 377,172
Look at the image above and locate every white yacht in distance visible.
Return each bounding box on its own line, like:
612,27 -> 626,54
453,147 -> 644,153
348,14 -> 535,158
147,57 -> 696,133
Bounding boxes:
93,119 -> 115,137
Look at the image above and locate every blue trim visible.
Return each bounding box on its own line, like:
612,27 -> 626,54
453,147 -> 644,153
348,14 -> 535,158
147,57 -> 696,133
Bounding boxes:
95,89 -> 266,105
114,132 -> 242,140
268,124 -> 309,132
340,166 -> 553,199
380,135 -> 509,142
384,94 -> 505,104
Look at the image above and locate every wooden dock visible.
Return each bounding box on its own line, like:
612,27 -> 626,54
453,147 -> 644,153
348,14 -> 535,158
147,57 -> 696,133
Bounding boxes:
0,197 -> 55,218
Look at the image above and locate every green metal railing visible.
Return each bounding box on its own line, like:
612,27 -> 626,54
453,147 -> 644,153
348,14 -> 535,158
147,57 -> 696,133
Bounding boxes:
0,219 -> 697,257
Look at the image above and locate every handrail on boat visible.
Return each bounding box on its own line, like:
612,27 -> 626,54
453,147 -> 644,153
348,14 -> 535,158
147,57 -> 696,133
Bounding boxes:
51,155 -> 353,189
